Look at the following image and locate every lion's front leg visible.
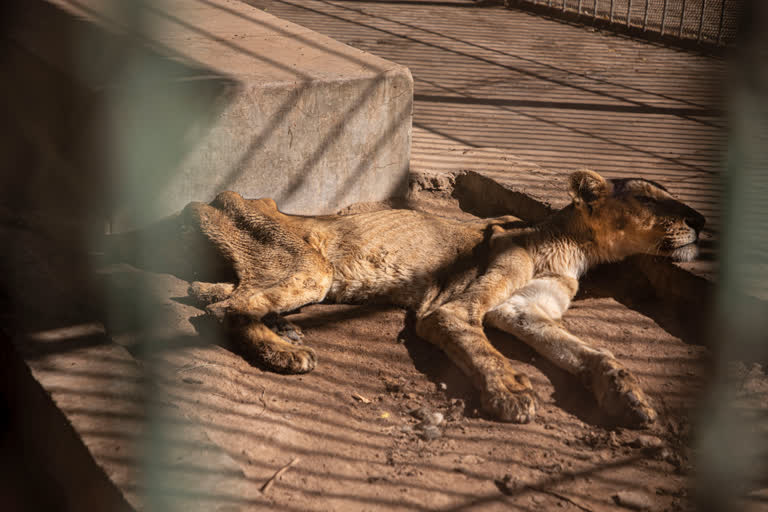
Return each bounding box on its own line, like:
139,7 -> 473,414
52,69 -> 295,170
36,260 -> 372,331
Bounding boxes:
416,302 -> 537,423
485,277 -> 657,428
414,244 -> 537,422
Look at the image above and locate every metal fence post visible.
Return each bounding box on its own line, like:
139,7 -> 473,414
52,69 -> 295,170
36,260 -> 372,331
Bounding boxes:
698,0 -> 707,41
643,0 -> 650,29
679,0 -> 688,37
509,0 -> 736,46
717,0 -> 728,44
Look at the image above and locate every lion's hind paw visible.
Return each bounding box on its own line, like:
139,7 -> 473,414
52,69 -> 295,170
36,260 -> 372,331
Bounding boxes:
590,357 -> 657,428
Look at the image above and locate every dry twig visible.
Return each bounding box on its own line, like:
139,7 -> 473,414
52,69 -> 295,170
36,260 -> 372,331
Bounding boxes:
352,392 -> 372,404
261,457 -> 300,494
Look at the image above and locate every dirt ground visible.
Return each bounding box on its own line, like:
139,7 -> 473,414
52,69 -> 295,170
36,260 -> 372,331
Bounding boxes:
1,180 -> 766,511
86,191 -> 766,512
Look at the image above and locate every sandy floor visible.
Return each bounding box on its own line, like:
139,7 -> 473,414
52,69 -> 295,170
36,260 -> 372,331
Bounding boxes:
87,193 -> 764,512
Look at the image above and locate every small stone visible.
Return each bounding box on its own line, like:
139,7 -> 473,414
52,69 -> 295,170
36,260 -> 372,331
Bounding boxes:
418,412 -> 444,427
456,454 -> 485,464
657,447 -> 683,468
613,490 -> 652,510
410,407 -> 432,421
420,425 -> 442,440
628,435 -> 663,450
383,377 -> 406,393
438,382 -> 448,391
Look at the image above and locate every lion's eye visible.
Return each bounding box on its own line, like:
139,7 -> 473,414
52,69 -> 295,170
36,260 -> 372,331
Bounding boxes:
636,196 -> 654,204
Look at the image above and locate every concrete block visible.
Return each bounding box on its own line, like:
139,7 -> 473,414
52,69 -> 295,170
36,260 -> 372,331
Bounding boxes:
6,0 -> 412,232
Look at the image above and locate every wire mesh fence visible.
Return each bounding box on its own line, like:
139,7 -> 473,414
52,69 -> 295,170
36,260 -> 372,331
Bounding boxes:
508,0 -> 744,46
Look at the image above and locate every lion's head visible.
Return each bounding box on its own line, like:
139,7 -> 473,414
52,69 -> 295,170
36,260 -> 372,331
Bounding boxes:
569,170 -> 706,262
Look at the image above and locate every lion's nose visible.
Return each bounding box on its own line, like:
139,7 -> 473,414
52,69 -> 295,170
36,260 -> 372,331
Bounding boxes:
685,211 -> 706,233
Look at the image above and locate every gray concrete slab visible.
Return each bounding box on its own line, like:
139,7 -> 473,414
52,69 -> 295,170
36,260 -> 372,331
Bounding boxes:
5,0 -> 412,231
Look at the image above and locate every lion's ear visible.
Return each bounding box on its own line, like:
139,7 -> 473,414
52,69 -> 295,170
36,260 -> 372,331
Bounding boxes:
568,170 -> 608,206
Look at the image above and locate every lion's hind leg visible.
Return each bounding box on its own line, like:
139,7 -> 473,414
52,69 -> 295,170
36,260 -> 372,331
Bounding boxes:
183,192 -> 331,374
485,276 -> 657,428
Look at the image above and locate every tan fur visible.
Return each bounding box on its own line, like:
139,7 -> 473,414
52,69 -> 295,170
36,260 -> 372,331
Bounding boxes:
182,170 -> 705,427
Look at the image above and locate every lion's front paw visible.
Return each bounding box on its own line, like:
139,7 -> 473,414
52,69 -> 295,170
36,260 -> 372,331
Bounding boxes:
590,357 -> 657,428
482,371 -> 537,423
251,342 -> 317,374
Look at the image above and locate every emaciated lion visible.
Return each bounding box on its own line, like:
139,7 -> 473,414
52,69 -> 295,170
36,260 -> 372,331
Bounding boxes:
179,170 -> 704,427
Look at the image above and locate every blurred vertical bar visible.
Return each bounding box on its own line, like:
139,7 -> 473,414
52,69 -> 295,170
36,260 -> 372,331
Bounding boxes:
593,0 -> 598,17
577,0 -> 583,15
661,0 -> 669,34
610,0 -> 615,21
627,0 -> 633,26
85,1 -> 216,510
696,1 -> 768,510
562,0 -> 566,13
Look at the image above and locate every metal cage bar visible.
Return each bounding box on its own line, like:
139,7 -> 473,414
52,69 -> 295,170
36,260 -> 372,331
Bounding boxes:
679,0 -> 688,37
643,0 -> 650,30
698,0 -> 707,41
718,0 -> 727,44
507,0 -> 739,46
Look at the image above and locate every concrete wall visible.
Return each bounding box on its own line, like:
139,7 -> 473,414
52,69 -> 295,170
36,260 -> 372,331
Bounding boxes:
3,0 -> 413,232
